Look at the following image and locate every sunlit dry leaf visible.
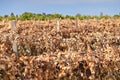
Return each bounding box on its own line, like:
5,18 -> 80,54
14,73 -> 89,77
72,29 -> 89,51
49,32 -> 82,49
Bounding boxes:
0,19 -> 120,79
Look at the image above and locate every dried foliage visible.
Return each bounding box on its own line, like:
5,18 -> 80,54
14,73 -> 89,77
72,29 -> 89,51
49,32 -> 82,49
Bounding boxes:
0,19 -> 120,80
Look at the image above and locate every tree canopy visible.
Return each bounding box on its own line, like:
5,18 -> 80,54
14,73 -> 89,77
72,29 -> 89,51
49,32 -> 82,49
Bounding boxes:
0,12 -> 120,21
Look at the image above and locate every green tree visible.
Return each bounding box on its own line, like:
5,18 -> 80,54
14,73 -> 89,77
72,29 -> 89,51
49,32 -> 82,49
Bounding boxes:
113,15 -> 120,18
100,12 -> 103,17
11,12 -> 15,17
20,12 -> 35,20
4,15 -> 9,18
76,13 -> 81,17
0,16 -> 3,21
8,12 -> 16,20
65,15 -> 75,20
52,14 -> 63,19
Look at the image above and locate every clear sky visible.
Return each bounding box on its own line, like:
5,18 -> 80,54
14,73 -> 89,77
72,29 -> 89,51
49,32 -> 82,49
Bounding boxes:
0,0 -> 120,16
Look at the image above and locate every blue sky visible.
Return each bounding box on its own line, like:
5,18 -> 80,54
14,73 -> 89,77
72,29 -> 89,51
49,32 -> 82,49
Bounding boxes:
0,0 -> 120,16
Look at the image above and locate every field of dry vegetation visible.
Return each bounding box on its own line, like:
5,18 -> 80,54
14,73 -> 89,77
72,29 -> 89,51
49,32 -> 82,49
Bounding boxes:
0,18 -> 120,80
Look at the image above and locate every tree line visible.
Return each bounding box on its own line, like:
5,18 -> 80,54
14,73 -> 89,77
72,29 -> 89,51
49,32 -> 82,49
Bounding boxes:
0,12 -> 120,21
